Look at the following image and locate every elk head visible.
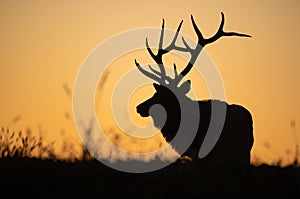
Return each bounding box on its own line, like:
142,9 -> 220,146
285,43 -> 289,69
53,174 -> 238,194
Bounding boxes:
135,13 -> 251,142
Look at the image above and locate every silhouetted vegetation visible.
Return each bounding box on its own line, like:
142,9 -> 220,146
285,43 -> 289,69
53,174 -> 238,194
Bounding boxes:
0,126 -> 94,162
0,127 -> 55,159
0,126 -> 299,197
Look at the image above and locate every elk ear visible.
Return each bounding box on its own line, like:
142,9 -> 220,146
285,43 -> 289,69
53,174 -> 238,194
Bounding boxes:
179,80 -> 191,94
153,83 -> 161,91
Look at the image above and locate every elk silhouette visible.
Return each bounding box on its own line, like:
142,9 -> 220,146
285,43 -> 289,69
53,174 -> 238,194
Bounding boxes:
135,13 -> 254,168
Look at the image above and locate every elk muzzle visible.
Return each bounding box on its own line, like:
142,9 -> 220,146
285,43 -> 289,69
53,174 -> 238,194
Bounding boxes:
136,102 -> 150,117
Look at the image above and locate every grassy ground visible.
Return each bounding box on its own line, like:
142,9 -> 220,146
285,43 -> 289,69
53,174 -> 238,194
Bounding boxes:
0,157 -> 299,198
1,127 -> 299,197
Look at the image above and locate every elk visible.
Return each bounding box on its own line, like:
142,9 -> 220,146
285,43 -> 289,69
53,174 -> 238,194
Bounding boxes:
135,13 -> 253,168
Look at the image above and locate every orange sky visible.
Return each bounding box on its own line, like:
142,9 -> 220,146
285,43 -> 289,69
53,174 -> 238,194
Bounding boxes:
1,1 -> 300,165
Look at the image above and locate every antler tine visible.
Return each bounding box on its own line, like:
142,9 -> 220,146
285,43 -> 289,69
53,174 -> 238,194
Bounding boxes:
148,64 -> 161,76
173,63 -> 179,78
145,38 -> 157,62
174,13 -> 251,84
158,19 -> 165,52
136,13 -> 251,87
174,64 -> 178,75
164,20 -> 189,53
135,59 -> 163,84
191,15 -> 205,46
202,12 -> 251,46
202,12 -> 251,47
172,15 -> 205,84
148,63 -> 176,84
181,36 -> 192,52
145,19 -> 167,80
142,19 -> 186,84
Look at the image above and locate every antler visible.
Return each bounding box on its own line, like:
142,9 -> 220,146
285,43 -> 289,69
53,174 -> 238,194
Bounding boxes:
135,19 -> 185,85
177,13 -> 251,83
135,12 -> 251,86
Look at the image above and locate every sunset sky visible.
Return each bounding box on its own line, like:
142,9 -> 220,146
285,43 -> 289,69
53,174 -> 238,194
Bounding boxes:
1,1 -> 300,165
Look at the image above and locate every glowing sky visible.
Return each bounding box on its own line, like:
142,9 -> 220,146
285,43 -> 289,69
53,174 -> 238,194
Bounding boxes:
1,0 -> 300,165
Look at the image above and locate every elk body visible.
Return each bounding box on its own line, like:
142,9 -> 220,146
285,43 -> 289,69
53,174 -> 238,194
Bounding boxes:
135,13 -> 253,168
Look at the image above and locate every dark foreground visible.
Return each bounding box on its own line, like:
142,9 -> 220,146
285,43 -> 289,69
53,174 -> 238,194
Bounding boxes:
0,158 -> 299,198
